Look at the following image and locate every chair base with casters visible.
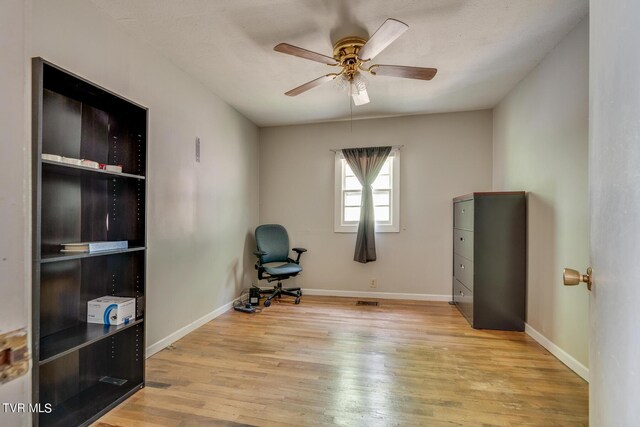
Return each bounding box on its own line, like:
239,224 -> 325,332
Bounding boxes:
254,224 -> 307,307
259,281 -> 302,307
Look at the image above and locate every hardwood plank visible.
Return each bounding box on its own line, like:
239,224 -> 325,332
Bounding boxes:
96,297 -> 588,426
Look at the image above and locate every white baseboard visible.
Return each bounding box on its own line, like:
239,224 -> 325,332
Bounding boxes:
301,288 -> 451,302
145,298 -> 237,358
525,323 -> 589,382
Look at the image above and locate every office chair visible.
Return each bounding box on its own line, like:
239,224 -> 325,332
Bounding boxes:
254,224 -> 306,307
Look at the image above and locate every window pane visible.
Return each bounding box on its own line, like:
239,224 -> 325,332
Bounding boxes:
344,207 -> 361,222
345,176 -> 362,190
373,190 -> 389,206
374,206 -> 390,222
344,162 -> 355,177
344,191 -> 362,206
378,158 -> 391,175
372,174 -> 390,189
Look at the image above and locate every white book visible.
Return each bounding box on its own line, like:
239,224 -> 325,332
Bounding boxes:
42,153 -> 63,162
60,156 -> 82,166
61,241 -> 128,253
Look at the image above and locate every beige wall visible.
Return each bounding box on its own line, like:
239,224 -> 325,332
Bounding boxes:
0,1 -> 31,425
259,111 -> 493,296
31,0 -> 260,350
493,19 -> 589,368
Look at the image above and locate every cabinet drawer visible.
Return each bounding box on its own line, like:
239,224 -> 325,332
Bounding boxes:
453,278 -> 473,323
453,253 -> 474,290
453,228 -> 473,259
454,200 -> 474,230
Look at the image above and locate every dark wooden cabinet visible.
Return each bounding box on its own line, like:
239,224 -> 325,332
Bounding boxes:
32,58 -> 147,427
452,192 -> 526,331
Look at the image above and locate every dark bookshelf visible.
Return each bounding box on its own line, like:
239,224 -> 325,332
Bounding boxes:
32,58 -> 147,427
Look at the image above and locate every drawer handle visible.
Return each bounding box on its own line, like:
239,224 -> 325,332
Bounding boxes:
460,264 -> 465,269
461,209 -> 465,214
459,237 -> 464,241
459,290 -> 464,297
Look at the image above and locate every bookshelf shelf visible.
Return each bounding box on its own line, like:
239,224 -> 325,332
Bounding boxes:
42,159 -> 146,180
40,246 -> 145,263
39,319 -> 144,365
40,380 -> 142,427
32,58 -> 147,427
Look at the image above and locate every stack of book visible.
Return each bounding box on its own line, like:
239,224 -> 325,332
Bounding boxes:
60,241 -> 128,253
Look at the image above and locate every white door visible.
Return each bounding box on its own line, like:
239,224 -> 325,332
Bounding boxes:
589,0 -> 640,424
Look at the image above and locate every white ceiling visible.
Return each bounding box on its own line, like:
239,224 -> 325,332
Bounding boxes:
90,0 -> 588,127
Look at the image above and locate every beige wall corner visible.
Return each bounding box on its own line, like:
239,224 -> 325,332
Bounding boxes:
493,18 -> 590,372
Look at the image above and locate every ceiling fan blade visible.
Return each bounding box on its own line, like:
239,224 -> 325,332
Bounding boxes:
358,18 -> 409,61
352,87 -> 370,106
274,43 -> 338,65
285,74 -> 336,96
370,65 -> 438,80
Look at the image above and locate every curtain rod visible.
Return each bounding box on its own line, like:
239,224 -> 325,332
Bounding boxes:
329,144 -> 404,153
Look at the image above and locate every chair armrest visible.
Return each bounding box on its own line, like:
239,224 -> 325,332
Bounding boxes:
253,250 -> 267,271
292,247 -> 307,264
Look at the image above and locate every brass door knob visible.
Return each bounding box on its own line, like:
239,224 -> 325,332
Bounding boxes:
563,267 -> 593,291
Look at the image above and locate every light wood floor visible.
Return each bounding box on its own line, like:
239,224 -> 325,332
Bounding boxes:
96,296 -> 588,426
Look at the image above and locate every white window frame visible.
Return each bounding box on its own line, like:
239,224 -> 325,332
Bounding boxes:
334,148 -> 400,233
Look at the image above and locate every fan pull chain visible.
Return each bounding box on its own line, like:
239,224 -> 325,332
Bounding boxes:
349,82 -> 353,133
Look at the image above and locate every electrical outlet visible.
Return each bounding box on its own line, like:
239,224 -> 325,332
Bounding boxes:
369,278 -> 377,288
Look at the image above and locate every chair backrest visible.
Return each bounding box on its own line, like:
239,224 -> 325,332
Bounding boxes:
255,224 -> 290,263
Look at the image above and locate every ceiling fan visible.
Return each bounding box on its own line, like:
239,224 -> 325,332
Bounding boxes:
274,18 -> 437,106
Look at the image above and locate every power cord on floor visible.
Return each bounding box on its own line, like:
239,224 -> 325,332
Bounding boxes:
233,287 -> 262,313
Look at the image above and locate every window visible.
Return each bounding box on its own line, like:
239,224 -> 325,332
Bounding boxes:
334,149 -> 400,232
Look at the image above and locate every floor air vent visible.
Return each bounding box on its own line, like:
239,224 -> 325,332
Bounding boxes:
146,381 -> 171,389
356,301 -> 379,306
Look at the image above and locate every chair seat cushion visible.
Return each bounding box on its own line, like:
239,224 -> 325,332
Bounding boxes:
263,263 -> 302,276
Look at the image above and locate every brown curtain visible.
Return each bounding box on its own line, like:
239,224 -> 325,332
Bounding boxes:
342,146 -> 392,263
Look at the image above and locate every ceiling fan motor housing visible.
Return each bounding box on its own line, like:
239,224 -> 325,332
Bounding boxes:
333,36 -> 367,80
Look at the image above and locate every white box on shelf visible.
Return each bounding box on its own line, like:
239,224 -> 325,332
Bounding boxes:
87,296 -> 135,325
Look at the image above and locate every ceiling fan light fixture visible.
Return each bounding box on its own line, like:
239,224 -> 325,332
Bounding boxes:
334,74 -> 350,92
349,74 -> 369,106
336,73 -> 369,106
351,73 -> 367,94
352,88 -> 370,106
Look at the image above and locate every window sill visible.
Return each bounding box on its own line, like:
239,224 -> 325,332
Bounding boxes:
334,225 -> 400,233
